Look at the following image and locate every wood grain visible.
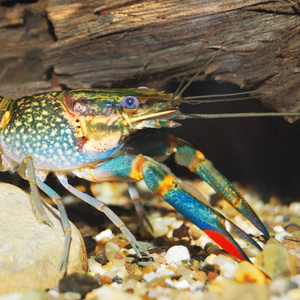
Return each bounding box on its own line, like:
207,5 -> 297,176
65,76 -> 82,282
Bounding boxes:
0,0 -> 299,120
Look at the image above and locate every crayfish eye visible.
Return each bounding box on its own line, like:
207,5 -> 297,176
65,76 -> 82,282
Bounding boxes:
121,96 -> 139,110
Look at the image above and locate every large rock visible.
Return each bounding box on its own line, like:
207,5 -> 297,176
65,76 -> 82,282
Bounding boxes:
0,183 -> 88,294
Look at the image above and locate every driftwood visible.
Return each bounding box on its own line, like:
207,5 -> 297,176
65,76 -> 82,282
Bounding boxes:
0,0 -> 299,200
0,0 -> 299,120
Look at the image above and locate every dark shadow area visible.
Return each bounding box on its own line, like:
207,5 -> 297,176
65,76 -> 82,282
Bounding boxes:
163,80 -> 300,203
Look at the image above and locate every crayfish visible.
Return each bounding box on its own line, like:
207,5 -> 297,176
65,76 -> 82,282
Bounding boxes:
0,84 -> 274,272
3,51 -> 297,273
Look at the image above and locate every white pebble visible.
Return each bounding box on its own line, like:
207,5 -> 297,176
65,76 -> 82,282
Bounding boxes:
143,271 -> 158,283
151,217 -> 177,237
211,255 -> 237,278
205,254 -> 217,265
291,274 -> 300,287
88,259 -> 107,276
63,292 -> 81,299
165,246 -> 190,264
127,248 -> 137,255
165,278 -> 174,287
105,241 -> 120,253
269,278 -> 289,295
0,292 -> 23,300
157,266 -> 176,277
198,235 -> 213,248
221,262 -> 237,279
94,229 -> 113,241
190,281 -> 204,292
116,268 -> 129,279
174,279 -> 190,290
47,290 -> 60,298
93,286 -> 140,300
275,231 -> 291,243
289,202 -> 300,215
273,226 -> 285,233
275,215 -> 284,223
287,289 -> 300,300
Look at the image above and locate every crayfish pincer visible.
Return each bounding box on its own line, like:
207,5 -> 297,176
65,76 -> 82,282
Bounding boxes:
0,88 -> 270,272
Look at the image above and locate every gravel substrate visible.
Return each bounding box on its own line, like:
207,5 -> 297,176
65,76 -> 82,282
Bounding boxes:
2,180 -> 300,300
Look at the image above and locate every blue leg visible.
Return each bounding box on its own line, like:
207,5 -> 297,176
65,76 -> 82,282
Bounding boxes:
18,156 -> 53,227
128,182 -> 153,233
123,132 -> 270,239
75,154 -> 262,261
18,156 -> 71,273
57,175 -> 147,257
36,179 -> 72,274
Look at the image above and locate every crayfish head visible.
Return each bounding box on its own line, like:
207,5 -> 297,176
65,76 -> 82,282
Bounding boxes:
116,87 -> 182,135
61,88 -> 181,147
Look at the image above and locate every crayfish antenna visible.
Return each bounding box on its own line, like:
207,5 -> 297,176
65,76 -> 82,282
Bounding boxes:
170,36 -> 234,104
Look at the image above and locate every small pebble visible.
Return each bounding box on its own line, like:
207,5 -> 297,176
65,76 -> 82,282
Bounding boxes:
143,271 -> 158,283
157,266 -> 176,277
58,272 -> 100,298
274,225 -> 285,233
112,275 -> 123,284
173,223 -> 190,239
151,216 -> 177,237
234,261 -> 267,283
116,268 -> 129,279
291,274 -> 300,287
94,252 -> 108,265
131,256 -> 154,265
94,229 -> 114,242
285,224 -> 300,234
105,242 -> 120,261
190,281 -> 205,292
93,285 -> 141,300
191,270 -> 207,282
208,254 -> 238,279
0,290 -> 47,300
105,241 -> 120,253
88,259 -> 107,276
99,275 -> 113,285
174,279 -> 190,290
275,231 -> 291,243
164,246 -> 190,264
269,278 -> 289,296
287,289 -> 300,300
259,243 -> 296,278
205,254 -> 217,265
165,278 -> 174,288
126,263 -> 143,278
61,291 -> 81,299
207,271 -> 219,281
210,278 -> 270,300
289,203 -> 300,216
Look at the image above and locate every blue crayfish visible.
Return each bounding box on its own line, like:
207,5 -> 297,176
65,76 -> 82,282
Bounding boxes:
2,72 -> 288,273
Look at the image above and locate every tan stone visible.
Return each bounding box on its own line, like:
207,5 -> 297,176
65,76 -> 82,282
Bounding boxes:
234,261 -> 267,284
0,183 -> 88,294
256,240 -> 297,278
209,279 -> 270,300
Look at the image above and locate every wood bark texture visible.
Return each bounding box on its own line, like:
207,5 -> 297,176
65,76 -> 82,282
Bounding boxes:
0,0 -> 299,121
